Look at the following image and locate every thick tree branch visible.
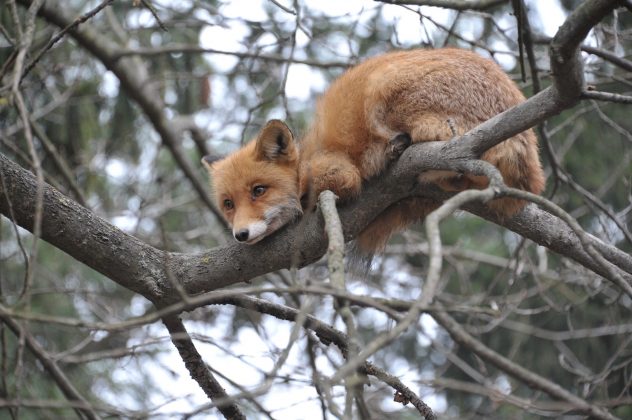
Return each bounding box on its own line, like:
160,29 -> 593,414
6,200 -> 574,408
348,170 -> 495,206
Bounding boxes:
466,203 -> 632,281
2,131 -> 631,306
548,0 -> 619,100
162,316 -> 246,420
0,152 -> 166,302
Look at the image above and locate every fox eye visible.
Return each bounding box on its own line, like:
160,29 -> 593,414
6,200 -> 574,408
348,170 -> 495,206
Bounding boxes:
252,185 -> 267,198
223,199 -> 234,210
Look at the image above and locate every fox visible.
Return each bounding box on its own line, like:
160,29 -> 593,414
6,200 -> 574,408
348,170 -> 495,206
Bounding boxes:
202,48 -> 545,254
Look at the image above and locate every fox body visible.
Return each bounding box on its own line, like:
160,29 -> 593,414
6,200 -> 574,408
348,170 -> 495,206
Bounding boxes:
204,48 -> 545,252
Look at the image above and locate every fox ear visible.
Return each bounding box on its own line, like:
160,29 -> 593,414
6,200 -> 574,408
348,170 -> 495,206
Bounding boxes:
255,120 -> 296,162
201,154 -> 224,171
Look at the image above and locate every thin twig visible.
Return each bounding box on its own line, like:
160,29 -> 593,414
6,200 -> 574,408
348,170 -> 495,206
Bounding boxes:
375,0 -> 507,11
511,0 -> 526,82
329,185 -> 497,385
139,0 -> 168,31
432,310 -> 619,420
364,362 -> 436,419
112,45 -> 350,68
21,0 -> 116,82
498,187 -> 632,296
10,0 -> 45,303
0,312 -> 102,420
582,90 -> 632,104
29,119 -> 87,206
269,0 -> 297,14
319,190 -> 364,418
223,293 -> 435,419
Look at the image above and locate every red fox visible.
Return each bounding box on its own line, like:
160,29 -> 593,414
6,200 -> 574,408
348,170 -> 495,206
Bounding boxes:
203,48 -> 545,253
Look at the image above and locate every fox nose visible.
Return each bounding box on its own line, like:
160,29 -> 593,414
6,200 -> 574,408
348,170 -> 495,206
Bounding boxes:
234,229 -> 249,242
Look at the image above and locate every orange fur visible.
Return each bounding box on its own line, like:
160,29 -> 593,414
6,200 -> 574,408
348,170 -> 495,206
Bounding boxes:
204,48 -> 545,252
203,121 -> 302,244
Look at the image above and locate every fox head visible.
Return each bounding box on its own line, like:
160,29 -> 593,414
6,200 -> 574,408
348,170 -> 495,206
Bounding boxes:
202,120 -> 303,244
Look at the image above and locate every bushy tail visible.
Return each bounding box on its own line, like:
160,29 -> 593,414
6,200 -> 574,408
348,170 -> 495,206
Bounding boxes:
347,128 -> 545,269
483,130 -> 546,217
348,198 -> 438,267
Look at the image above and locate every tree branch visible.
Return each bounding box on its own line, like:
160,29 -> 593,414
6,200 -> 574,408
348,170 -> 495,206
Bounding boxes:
581,44 -> 632,72
374,0 -> 507,11
582,90 -> 632,104
458,0 -> 620,156
0,312 -> 102,420
2,127 -> 632,306
0,152 -> 166,302
222,295 -> 435,419
432,310 -> 619,420
112,45 -> 350,69
161,316 -> 246,420
20,0 -> 116,81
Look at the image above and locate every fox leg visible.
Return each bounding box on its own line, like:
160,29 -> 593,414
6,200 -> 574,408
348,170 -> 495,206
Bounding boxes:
367,103 -> 412,163
353,116 -> 466,254
386,133 -> 412,161
301,152 -> 362,208
302,134 -> 410,209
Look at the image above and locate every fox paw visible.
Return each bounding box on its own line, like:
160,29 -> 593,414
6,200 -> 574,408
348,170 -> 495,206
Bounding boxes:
386,133 -> 412,161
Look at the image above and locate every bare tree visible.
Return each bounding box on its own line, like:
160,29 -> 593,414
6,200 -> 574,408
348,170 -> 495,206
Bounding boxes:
1,0 -> 631,418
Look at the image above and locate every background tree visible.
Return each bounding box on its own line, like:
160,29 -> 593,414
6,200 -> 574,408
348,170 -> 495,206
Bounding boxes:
1,0 -> 631,418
